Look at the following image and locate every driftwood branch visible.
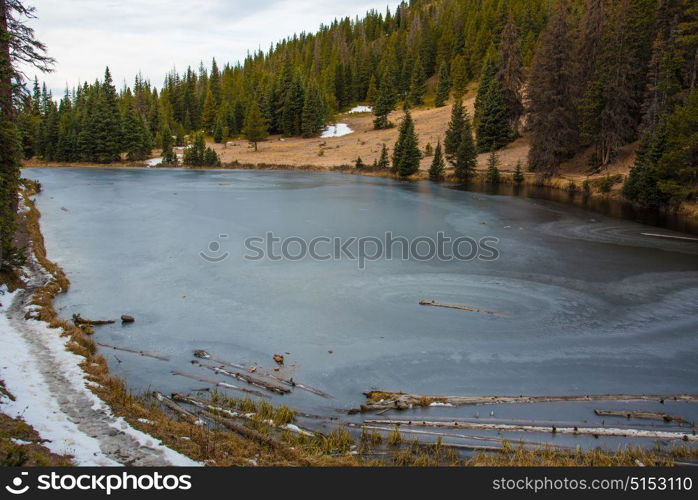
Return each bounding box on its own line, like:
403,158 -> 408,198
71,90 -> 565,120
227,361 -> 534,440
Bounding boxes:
153,392 -> 201,424
191,360 -> 290,395
96,342 -> 169,361
418,300 -> 506,316
171,370 -> 270,398
193,349 -> 333,399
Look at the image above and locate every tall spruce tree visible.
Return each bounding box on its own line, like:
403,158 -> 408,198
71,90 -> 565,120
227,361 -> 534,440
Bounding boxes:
475,46 -> 511,152
454,117 -> 477,181
428,140 -> 445,179
376,143 -> 390,169
434,62 -> 450,107
242,99 -> 268,151
92,67 -> 122,163
301,81 -> 325,137
407,54 -> 427,106
444,98 -> 465,163
497,14 -> 524,133
392,110 -> 421,177
0,0 -> 53,266
527,2 -> 579,174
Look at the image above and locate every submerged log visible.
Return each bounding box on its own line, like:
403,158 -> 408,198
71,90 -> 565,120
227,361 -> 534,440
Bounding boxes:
192,349 -> 333,399
96,342 -> 169,361
153,392 -> 201,424
121,314 -> 135,323
191,360 -> 290,395
360,391 -> 698,412
172,393 -> 314,436
200,410 -> 292,452
365,418 -> 698,442
171,370 -> 270,398
418,299 -> 505,316
594,409 -> 691,424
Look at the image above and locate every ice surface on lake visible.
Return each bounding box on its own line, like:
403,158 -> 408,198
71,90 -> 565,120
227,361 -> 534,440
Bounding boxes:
321,123 -> 353,137
24,168 -> 698,439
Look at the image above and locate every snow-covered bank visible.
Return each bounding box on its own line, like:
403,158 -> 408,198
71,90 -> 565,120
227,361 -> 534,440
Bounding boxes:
321,123 -> 353,138
346,105 -> 372,114
0,282 -> 199,466
146,157 -> 163,167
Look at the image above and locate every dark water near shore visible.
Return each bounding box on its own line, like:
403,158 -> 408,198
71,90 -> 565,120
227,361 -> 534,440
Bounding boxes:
455,181 -> 698,235
24,167 -> 698,449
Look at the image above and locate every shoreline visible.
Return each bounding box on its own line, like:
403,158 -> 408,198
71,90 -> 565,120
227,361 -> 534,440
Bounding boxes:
22,158 -> 698,235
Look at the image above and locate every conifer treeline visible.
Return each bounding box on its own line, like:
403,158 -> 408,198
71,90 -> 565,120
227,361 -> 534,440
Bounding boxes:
17,0 -> 698,207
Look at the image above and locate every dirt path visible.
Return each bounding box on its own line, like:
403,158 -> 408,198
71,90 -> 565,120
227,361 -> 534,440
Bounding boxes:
0,252 -> 197,466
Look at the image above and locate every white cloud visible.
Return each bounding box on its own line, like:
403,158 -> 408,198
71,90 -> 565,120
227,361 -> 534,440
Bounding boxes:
20,0 -> 400,94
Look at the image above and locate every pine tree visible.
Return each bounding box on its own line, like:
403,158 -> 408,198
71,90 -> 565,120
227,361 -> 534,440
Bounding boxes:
454,118 -> 477,181
366,74 -> 378,105
485,150 -> 500,184
450,54 -> 469,98
434,62 -> 450,107
243,99 -> 268,151
355,156 -> 364,169
407,54 -> 427,106
498,14 -> 524,133
428,140 -> 445,179
202,88 -> 216,133
301,81 -> 325,137
92,67 -> 122,163
527,2 -> 579,174
376,143 -> 390,169
213,114 -> 224,143
475,47 -> 511,152
161,126 -> 176,164
513,160 -> 525,184
373,62 -> 398,129
392,111 -> 420,177
183,131 -> 206,165
122,102 -> 151,161
444,98 -> 465,163
281,73 -> 305,136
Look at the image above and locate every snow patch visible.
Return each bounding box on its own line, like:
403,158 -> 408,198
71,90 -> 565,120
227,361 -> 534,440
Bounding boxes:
145,157 -> 163,167
321,123 -> 353,138
0,285 -> 199,466
346,105 -> 372,114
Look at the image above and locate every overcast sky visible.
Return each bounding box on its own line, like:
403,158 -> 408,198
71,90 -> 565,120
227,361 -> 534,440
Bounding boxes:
22,0 -> 400,95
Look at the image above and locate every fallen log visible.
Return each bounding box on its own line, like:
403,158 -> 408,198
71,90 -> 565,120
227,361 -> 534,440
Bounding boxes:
153,392 -> 202,424
360,391 -> 698,412
200,410 -> 292,452
193,349 -> 333,399
171,370 -> 269,398
344,422 -> 576,451
365,418 -> 698,442
72,313 -> 115,326
96,342 -> 169,361
172,393 -> 314,436
418,299 -> 505,316
594,409 -> 692,425
191,360 -> 290,395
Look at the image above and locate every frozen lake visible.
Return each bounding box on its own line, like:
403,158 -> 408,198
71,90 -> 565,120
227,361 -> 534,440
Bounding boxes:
24,167 -> 698,448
